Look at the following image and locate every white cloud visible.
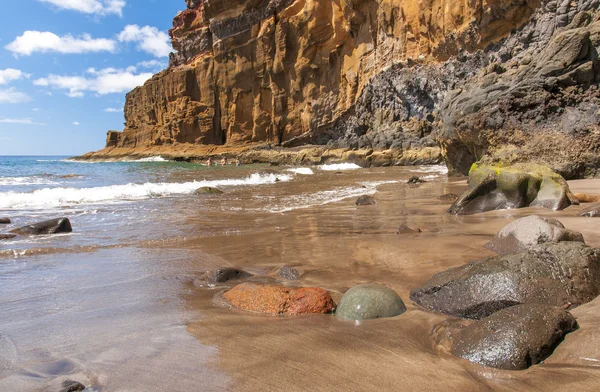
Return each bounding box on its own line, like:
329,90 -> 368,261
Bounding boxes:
0,88 -> 31,103
34,66 -> 153,97
0,69 -> 29,85
73,121 -> 80,126
0,118 -> 46,125
6,31 -> 117,56
137,59 -> 167,70
104,107 -> 123,112
38,0 -> 126,16
118,25 -> 171,58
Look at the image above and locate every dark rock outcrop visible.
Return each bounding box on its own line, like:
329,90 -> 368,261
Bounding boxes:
448,164 -> 578,215
194,186 -> 224,195
355,195 -> 376,206
485,215 -> 585,254
437,304 -> 578,370
335,284 -> 406,321
223,283 -> 335,315
0,218 -> 10,224
10,218 -> 72,235
60,380 -> 86,392
410,242 -> 600,319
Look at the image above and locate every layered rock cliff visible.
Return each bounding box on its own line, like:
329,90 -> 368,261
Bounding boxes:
96,0 -> 600,178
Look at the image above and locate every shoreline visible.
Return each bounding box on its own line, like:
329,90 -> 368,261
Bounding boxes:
72,144 -> 443,168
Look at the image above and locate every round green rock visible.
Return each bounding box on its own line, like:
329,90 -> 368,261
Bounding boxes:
335,283 -> 406,320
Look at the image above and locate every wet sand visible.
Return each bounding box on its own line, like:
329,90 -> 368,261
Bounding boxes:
2,169 -> 600,391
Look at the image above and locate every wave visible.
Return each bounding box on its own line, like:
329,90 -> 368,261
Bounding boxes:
286,168 -> 314,175
318,163 -> 362,171
411,165 -> 448,174
129,156 -> 168,162
0,173 -> 292,209
0,176 -> 57,186
263,180 -> 397,213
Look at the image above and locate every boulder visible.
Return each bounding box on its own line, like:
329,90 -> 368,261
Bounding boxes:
335,284 -> 406,320
0,218 -> 10,224
10,218 -> 72,235
441,304 -> 577,370
209,268 -> 252,283
580,203 -> 600,217
355,195 -> 376,206
485,215 -> 585,254
60,380 -> 86,392
276,266 -> 301,280
223,283 -> 335,315
448,164 -> 578,215
194,187 -> 224,195
0,234 -> 17,240
410,242 -> 600,319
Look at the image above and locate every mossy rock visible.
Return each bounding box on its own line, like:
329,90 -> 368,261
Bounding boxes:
449,163 -> 578,215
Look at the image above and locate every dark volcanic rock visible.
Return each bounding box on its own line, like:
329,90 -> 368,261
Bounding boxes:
276,266 -> 301,280
223,283 -> 335,315
355,195 -> 376,206
336,284 -> 406,320
448,164 -> 578,215
410,242 -> 600,319
0,218 -> 10,224
580,202 -> 600,217
60,380 -> 86,392
11,218 -> 72,235
0,234 -> 17,240
485,215 -> 585,254
194,187 -> 224,195
443,304 -> 578,370
210,268 -> 252,283
439,7 -> 600,179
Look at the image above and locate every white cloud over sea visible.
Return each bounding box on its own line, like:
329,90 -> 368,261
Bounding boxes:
38,0 -> 126,17
5,31 -> 117,56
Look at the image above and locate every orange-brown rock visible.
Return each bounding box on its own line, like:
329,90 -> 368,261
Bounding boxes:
223,283 -> 336,315
575,193 -> 600,203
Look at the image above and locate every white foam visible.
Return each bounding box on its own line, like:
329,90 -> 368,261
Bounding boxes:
0,173 -> 291,209
264,180 -> 397,213
286,168 -> 314,175
318,163 -> 362,171
132,156 -> 167,162
411,165 -> 448,174
0,176 -> 57,186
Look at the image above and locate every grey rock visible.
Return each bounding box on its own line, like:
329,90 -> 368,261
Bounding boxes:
210,268 -> 252,283
443,304 -> 577,370
396,225 -> 421,234
355,195 -> 376,206
410,242 -> 600,319
276,266 -> 301,280
336,284 -> 406,320
11,218 -> 72,235
194,187 -> 224,195
580,202 -> 600,217
437,193 -> 459,203
485,215 -> 585,254
0,234 -> 17,240
60,380 -> 86,392
407,176 -> 425,184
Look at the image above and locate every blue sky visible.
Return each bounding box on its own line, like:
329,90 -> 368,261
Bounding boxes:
0,0 -> 184,155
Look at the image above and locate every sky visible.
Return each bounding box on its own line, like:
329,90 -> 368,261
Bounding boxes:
0,0 -> 184,155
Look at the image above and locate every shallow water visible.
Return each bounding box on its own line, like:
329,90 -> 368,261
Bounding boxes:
2,158 -> 600,391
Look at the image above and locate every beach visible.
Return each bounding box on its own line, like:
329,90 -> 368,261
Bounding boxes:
1,157 -> 600,391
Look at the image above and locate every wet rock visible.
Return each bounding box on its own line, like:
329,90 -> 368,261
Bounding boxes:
485,215 -> 585,255
336,284 -> 406,320
575,193 -> 600,203
0,234 -> 17,240
209,268 -> 252,283
60,380 -> 86,392
443,304 -> 578,370
223,283 -> 335,315
437,193 -> 459,203
448,164 -> 578,215
355,195 -> 376,206
580,203 -> 600,217
11,218 -> 72,235
0,218 -> 10,224
194,187 -> 224,195
276,266 -> 301,280
396,225 -> 421,234
0,332 -> 18,372
410,242 -> 600,319
407,176 -> 425,184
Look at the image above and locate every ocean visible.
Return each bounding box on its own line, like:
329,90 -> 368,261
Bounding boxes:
4,156 -> 597,391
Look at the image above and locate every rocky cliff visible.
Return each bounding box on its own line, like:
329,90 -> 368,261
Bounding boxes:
95,0 -> 600,178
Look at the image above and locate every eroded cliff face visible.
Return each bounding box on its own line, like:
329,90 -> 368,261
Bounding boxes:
109,0 -> 538,151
